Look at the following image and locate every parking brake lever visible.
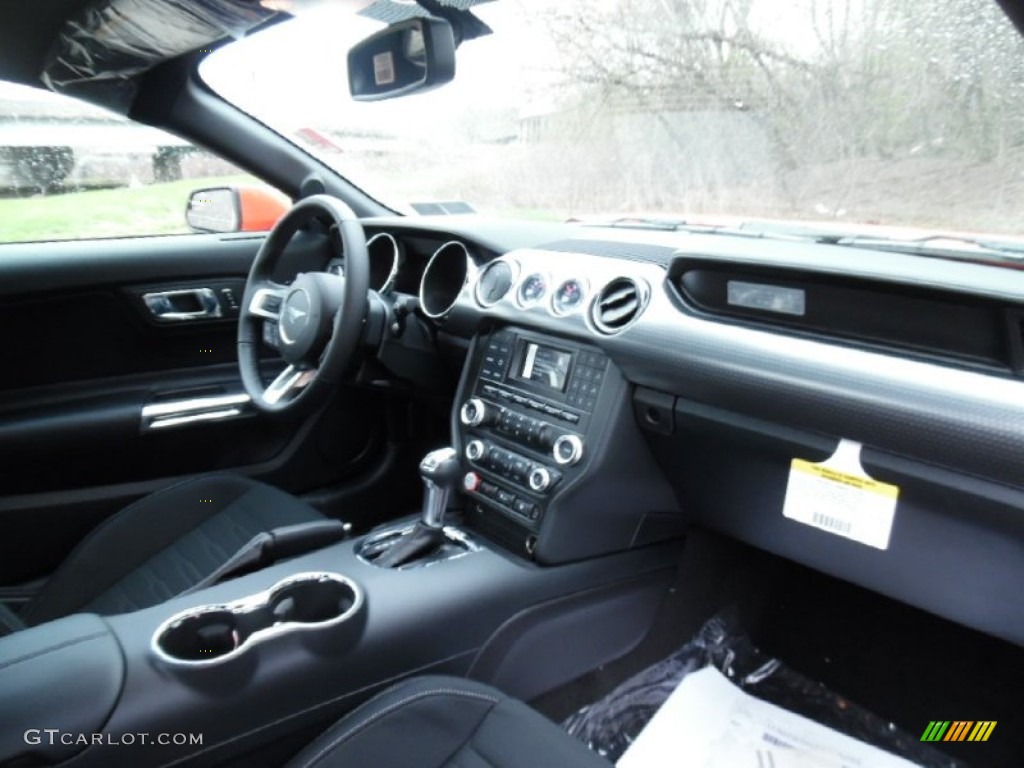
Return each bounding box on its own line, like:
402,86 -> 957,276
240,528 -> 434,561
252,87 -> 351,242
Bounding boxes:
179,520 -> 351,597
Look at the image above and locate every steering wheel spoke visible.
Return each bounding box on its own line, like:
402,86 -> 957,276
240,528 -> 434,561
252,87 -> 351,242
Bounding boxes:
249,283 -> 288,321
264,364 -> 316,405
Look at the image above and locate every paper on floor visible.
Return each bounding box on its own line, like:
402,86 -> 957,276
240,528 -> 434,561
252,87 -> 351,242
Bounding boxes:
617,666 -> 919,768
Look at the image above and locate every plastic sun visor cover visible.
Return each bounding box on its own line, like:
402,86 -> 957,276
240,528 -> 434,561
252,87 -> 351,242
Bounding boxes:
40,0 -> 278,111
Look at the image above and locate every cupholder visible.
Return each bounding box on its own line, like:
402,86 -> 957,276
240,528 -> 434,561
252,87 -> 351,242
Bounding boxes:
152,572 -> 363,666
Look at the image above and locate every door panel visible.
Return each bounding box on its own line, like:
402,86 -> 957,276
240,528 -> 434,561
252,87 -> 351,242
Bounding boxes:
0,230 -> 391,585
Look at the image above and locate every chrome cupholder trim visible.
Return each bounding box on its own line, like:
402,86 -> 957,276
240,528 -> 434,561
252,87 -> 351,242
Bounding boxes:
151,571 -> 363,667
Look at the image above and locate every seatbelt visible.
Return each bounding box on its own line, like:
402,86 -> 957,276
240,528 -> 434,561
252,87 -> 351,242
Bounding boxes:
178,519 -> 351,597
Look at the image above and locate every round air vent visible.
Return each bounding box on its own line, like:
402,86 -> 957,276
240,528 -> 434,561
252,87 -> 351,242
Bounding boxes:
591,277 -> 646,333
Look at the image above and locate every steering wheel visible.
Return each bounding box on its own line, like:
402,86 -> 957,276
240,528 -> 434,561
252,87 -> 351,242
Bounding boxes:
238,195 -> 369,415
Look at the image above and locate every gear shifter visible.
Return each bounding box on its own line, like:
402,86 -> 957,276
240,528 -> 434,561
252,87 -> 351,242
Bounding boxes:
372,447 -> 462,568
419,447 -> 462,529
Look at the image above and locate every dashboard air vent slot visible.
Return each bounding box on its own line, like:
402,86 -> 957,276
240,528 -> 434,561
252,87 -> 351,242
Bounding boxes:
592,278 -> 645,333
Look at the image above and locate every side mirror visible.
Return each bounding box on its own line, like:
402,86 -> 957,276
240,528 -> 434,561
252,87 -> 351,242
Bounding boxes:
348,17 -> 456,102
186,186 -> 290,233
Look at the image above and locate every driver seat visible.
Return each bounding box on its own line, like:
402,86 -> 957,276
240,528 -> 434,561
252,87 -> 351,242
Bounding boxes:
11,474 -> 329,631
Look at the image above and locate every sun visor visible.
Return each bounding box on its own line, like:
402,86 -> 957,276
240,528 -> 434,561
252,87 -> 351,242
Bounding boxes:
40,0 -> 492,113
358,0 -> 493,43
40,0 -> 279,112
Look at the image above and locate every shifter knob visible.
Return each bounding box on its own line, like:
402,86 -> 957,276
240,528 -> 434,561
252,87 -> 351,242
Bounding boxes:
419,447 -> 461,529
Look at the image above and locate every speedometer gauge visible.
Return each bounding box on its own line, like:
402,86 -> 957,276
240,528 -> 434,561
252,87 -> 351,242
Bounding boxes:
517,273 -> 547,306
552,278 -> 586,315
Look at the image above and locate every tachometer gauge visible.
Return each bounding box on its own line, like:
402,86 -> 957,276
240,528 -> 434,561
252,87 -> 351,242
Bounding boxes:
517,273 -> 547,306
552,278 -> 586,315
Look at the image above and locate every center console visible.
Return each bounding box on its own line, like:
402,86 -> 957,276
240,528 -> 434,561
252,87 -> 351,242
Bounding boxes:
0,323 -> 688,768
455,326 -> 682,563
0,528 -> 679,767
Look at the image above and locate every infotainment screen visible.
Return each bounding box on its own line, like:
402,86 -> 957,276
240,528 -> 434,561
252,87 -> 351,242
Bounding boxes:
512,341 -> 573,391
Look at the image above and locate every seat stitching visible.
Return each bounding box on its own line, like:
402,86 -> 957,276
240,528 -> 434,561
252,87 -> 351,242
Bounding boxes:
296,688 -> 500,768
0,630 -> 108,671
444,696 -> 508,768
193,519 -> 234,563
110,578 -> 138,614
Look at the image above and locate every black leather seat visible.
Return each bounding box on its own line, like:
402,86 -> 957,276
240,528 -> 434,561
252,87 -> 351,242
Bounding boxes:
17,474 -> 326,628
286,676 -> 611,768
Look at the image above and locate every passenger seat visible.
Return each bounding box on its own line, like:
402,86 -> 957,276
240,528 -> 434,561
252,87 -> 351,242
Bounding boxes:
286,676 -> 610,768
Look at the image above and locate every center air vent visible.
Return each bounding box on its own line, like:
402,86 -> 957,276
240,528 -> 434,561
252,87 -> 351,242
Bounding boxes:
592,278 -> 646,333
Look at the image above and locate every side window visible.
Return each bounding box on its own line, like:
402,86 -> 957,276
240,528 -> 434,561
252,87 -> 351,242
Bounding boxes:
0,80 -> 285,244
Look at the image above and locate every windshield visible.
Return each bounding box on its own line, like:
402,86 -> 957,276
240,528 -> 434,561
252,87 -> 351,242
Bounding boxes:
203,0 -> 1024,238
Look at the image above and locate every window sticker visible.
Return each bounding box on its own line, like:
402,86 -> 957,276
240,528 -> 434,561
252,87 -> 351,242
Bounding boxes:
782,439 -> 898,550
373,52 -> 395,85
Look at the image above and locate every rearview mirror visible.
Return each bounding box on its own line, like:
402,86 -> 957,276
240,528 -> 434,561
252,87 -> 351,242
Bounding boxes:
186,186 -> 289,233
348,17 -> 456,102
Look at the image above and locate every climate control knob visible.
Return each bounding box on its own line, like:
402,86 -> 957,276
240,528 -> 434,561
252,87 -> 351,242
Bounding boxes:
459,398 -> 496,427
527,466 -> 553,493
465,439 -> 485,462
552,434 -> 584,466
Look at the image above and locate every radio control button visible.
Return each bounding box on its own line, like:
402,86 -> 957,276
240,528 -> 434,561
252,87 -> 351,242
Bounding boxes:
465,439 -> 485,462
528,467 -> 553,492
553,434 -> 584,466
514,498 -> 538,519
460,398 -> 497,427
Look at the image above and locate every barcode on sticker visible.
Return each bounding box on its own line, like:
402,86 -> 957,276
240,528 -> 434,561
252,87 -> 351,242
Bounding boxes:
812,512 -> 852,534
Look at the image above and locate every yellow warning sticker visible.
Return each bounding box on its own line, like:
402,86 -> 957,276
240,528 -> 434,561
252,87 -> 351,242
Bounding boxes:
782,440 -> 899,550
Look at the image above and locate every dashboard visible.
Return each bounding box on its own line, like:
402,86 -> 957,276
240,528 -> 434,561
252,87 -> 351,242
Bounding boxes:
350,214 -> 1024,647
364,219 -> 1024,487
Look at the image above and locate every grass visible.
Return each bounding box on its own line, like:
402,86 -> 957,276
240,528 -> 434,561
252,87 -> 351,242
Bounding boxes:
0,175 -> 253,243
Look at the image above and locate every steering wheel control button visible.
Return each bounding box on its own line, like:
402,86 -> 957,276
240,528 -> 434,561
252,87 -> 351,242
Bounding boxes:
552,434 -> 584,466
462,472 -> 482,493
262,321 -> 279,348
465,439 -> 485,462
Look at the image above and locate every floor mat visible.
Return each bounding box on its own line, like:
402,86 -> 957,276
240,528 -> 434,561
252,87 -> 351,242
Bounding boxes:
533,529 -> 1022,768
562,613 -> 960,767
